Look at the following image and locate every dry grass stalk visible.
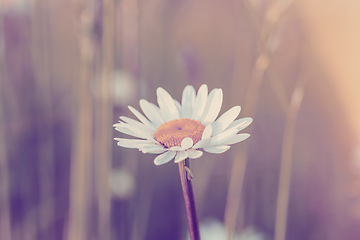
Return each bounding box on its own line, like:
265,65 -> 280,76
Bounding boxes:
67,1 -> 94,239
93,0 -> 114,239
274,78 -> 306,240
0,18 -> 12,240
225,0 -> 293,238
30,0 -> 55,236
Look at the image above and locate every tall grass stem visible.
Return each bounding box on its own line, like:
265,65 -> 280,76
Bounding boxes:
31,0 -> 55,236
93,0 -> 114,239
0,20 -> 11,240
274,79 -> 306,240
67,2 -> 94,239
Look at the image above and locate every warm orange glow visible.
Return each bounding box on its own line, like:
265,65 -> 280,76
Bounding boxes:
298,0 -> 360,141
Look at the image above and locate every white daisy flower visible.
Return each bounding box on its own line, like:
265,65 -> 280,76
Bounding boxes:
113,84 -> 253,166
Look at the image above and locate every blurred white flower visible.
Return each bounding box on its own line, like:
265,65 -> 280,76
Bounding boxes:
186,218 -> 267,240
113,70 -> 137,106
114,84 -> 253,165
109,168 -> 135,200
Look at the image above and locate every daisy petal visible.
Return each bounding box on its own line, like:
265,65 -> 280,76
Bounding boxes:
221,133 -> 250,145
115,138 -> 153,148
140,99 -> 165,127
170,146 -> 184,151
122,122 -> 156,142
191,84 -> 208,120
174,151 -> 189,163
227,117 -> 253,132
202,125 -> 213,139
187,149 -> 203,159
128,106 -> 156,129
114,124 -> 146,139
181,137 -> 194,149
210,127 -> 239,146
211,106 -> 241,136
203,145 -> 231,154
174,100 -> 183,118
181,85 -> 196,118
120,116 -> 155,135
157,87 -> 180,121
199,88 -> 223,125
141,149 -> 167,154
193,138 -> 211,149
154,151 -> 176,165
139,145 -> 166,154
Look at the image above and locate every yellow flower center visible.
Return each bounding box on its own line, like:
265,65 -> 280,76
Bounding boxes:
154,118 -> 205,148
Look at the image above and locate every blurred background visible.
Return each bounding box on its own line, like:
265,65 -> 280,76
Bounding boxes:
1,0 -> 360,239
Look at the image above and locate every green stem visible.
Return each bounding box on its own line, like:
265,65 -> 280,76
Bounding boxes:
178,158 -> 201,240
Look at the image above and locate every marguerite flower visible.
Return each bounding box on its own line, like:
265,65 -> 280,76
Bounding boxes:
113,84 -> 252,165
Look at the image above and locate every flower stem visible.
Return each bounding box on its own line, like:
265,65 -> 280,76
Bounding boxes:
178,158 -> 201,240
